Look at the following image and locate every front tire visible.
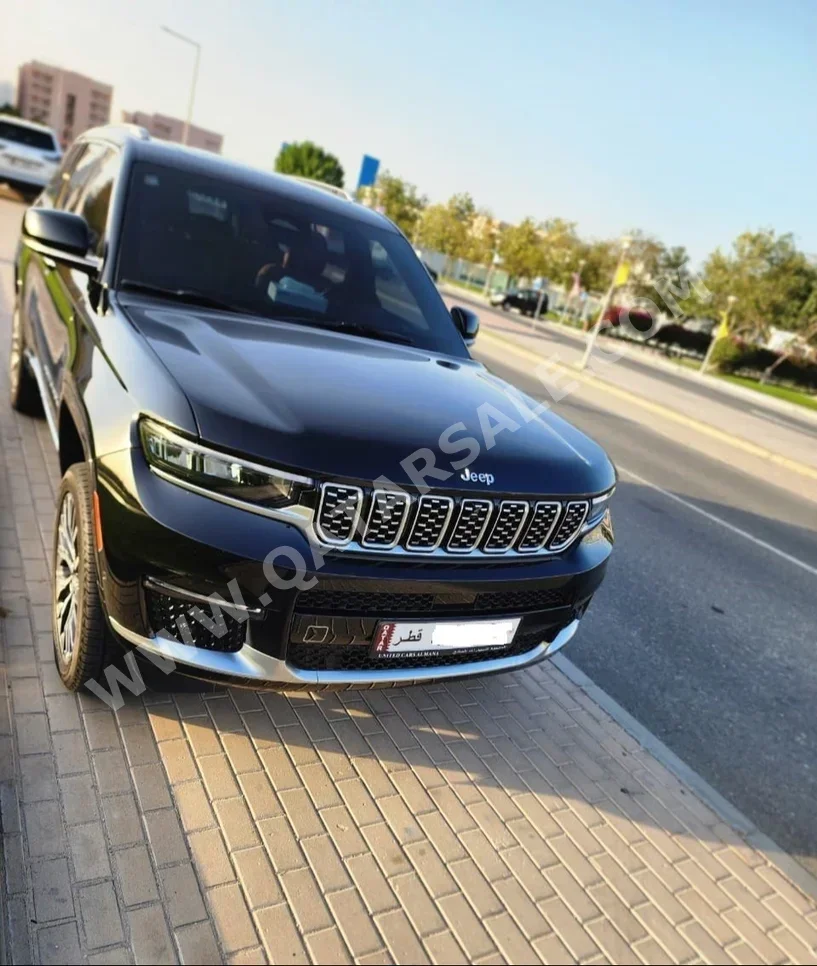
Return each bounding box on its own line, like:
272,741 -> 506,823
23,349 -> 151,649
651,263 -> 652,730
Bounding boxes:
53,464 -> 108,691
9,303 -> 42,415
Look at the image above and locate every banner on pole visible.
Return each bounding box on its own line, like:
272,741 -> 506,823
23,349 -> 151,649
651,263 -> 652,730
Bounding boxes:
613,262 -> 630,287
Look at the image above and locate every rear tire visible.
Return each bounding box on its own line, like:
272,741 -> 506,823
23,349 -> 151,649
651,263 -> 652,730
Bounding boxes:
9,303 -> 43,415
52,464 -> 108,691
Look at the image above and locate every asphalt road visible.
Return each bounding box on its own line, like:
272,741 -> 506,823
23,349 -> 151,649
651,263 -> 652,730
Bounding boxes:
473,342 -> 817,878
2,196 -> 816,880
449,287 -> 817,443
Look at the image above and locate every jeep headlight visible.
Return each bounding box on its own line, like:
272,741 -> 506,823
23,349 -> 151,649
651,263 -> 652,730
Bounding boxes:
582,487 -> 615,532
139,417 -> 312,511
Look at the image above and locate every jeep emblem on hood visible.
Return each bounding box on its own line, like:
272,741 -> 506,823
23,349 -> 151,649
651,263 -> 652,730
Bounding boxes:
460,468 -> 495,486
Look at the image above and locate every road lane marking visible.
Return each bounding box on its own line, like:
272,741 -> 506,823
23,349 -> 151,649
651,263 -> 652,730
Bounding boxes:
618,464 -> 817,579
479,329 -> 817,484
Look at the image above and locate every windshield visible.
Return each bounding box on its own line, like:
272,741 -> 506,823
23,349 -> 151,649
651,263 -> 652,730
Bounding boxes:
116,161 -> 469,357
0,120 -> 57,152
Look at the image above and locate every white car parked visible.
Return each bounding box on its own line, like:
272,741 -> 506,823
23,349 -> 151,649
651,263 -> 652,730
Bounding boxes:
0,116 -> 61,197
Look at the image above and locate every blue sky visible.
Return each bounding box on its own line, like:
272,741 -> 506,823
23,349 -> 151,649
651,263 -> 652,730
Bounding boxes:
2,0 -> 814,263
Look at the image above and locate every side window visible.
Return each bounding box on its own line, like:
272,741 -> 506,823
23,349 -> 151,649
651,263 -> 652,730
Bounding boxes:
76,150 -> 119,256
58,142 -> 109,213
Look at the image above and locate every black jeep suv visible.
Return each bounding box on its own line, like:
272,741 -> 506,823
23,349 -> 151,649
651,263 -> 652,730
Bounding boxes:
10,125 -> 615,691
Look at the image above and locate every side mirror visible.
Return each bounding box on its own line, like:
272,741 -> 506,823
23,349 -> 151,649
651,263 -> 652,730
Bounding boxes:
450,305 -> 479,347
23,208 -> 98,274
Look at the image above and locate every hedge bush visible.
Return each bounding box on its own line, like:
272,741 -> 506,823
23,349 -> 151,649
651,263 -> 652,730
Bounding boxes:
598,306 -> 817,392
707,337 -> 744,372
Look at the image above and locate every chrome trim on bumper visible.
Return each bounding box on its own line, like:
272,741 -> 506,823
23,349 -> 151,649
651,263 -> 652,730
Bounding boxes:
109,617 -> 580,688
143,577 -> 264,616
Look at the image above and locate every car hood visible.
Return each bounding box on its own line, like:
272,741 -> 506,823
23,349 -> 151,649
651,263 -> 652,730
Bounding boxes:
121,301 -> 615,494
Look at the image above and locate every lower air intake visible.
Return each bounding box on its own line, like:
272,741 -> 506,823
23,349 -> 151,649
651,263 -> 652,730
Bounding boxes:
145,590 -> 246,652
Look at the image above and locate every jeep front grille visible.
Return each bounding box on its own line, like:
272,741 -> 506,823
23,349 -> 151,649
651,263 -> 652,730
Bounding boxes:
484,501 -> 529,552
406,496 -> 455,551
361,490 -> 410,548
518,502 -> 561,552
315,484 -> 363,544
550,501 -> 590,550
315,483 -> 591,557
447,499 -> 492,552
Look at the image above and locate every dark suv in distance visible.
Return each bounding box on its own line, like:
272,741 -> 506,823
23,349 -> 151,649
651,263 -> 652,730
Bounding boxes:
10,125 -> 616,692
489,287 -> 549,317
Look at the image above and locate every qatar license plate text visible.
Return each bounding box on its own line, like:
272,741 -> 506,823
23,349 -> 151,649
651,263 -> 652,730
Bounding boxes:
371,618 -> 521,658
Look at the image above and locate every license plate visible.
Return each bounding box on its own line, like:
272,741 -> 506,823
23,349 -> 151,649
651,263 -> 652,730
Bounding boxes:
6,156 -> 40,169
371,618 -> 520,658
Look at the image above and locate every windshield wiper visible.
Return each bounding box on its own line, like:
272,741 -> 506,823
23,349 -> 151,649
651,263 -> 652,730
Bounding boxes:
309,319 -> 415,346
118,280 -> 246,315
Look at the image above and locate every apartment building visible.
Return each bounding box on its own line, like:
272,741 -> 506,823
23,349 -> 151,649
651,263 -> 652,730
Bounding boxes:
122,110 -> 223,154
17,61 -> 112,148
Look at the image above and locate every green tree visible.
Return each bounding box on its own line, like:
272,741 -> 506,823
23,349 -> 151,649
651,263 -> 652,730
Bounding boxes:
416,194 -> 477,261
760,282 -> 817,382
417,204 -> 467,260
576,239 -> 617,293
498,218 -> 547,282
274,141 -> 344,189
691,230 -> 816,338
449,193 -> 476,224
628,239 -> 693,315
0,103 -> 21,117
538,218 -> 581,286
369,171 -> 426,237
465,210 -> 499,266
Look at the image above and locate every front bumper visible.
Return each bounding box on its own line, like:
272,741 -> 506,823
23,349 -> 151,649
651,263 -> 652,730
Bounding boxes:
111,616 -> 579,689
0,164 -> 51,190
95,448 -> 613,689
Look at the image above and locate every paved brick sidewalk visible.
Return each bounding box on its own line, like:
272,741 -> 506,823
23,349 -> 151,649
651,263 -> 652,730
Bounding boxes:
1,298 -> 817,962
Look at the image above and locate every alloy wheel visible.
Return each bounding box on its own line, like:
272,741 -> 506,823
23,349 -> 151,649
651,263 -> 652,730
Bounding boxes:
55,492 -> 80,664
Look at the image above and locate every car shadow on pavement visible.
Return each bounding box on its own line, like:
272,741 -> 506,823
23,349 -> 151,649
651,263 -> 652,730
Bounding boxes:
76,644 -> 808,878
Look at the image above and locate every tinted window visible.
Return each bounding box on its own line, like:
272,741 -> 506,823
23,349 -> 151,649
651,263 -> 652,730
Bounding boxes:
76,150 -> 118,255
0,120 -> 57,152
117,162 -> 468,357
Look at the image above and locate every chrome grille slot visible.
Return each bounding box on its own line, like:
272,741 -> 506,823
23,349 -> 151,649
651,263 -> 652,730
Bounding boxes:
406,495 -> 454,551
314,483 -> 602,557
518,501 -> 561,552
447,499 -> 492,552
549,500 -> 589,551
484,501 -> 528,553
362,490 -> 410,548
316,484 -> 363,544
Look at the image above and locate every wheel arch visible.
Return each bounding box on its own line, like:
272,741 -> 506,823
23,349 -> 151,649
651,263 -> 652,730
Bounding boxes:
58,396 -> 93,477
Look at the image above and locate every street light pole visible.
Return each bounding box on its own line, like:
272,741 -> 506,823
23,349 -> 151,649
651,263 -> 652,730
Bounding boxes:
161,26 -> 201,146
699,294 -> 737,375
560,258 -> 585,323
579,237 -> 631,371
